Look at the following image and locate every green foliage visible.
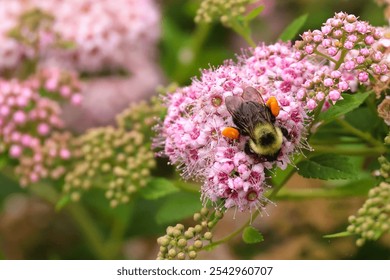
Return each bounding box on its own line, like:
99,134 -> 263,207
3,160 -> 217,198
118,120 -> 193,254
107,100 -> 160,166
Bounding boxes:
347,182 -> 390,246
140,178 -> 179,200
318,92 -> 370,123
297,154 -> 359,180
345,107 -> 377,132
242,226 -> 264,244
156,192 -> 202,224
0,154 -> 8,170
324,231 -> 352,238
279,14 -> 308,41
55,194 -> 71,211
243,6 -> 264,22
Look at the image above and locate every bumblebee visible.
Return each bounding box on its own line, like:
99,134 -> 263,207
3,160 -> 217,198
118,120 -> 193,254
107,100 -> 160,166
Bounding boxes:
222,86 -> 288,162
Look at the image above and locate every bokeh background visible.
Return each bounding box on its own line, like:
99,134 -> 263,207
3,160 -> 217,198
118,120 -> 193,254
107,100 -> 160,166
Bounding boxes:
0,0 -> 389,259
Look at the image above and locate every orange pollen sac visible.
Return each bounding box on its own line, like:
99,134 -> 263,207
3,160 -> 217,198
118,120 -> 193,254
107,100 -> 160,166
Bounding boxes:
222,127 -> 240,140
266,96 -> 280,117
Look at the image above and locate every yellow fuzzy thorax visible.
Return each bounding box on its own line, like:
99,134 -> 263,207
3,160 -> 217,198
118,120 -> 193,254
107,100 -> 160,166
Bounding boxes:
249,123 -> 283,156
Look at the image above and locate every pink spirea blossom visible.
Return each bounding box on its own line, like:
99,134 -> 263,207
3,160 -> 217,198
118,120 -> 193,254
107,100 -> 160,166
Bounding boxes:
0,70 -> 81,185
158,43 -> 320,212
0,0 -> 162,131
0,0 -> 160,73
296,12 -> 389,104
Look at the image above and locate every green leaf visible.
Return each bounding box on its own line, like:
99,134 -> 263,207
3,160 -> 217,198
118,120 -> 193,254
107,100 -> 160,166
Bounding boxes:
242,226 -> 264,244
160,17 -> 190,78
139,178 -> 179,200
297,154 -> 358,180
244,6 -> 264,22
0,154 -> 8,170
55,194 -> 71,211
279,14 -> 308,41
324,231 -> 353,238
319,92 -> 370,123
203,242 -> 220,251
345,107 -> 376,132
156,192 -> 201,224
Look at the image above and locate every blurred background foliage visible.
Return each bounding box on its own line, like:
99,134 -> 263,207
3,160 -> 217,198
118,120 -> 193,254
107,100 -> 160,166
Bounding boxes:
0,0 -> 389,260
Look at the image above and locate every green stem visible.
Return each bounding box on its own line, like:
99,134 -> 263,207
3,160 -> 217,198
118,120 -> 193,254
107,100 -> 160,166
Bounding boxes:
174,23 -> 212,83
230,21 -> 256,48
314,50 -> 337,64
192,23 -> 212,59
105,204 -> 135,259
335,49 -> 348,70
336,119 -> 384,147
29,184 -> 109,259
67,203 -> 110,259
268,158 -> 303,200
203,211 -> 260,250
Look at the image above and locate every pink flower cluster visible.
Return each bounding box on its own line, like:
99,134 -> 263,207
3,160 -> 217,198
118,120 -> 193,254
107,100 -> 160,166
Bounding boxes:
33,67 -> 83,105
0,0 -> 162,131
159,43 -> 321,212
0,69 -> 81,185
295,12 -> 389,108
0,1 -> 60,71
0,0 -> 161,73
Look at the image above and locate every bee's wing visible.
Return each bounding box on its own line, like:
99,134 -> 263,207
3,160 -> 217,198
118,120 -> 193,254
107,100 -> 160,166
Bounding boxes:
242,86 -> 266,104
225,95 -> 244,117
243,86 -> 274,123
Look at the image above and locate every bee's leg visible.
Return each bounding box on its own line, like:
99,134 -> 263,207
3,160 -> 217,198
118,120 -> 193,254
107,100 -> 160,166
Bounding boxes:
281,127 -> 290,140
244,142 -> 255,155
240,129 -> 249,136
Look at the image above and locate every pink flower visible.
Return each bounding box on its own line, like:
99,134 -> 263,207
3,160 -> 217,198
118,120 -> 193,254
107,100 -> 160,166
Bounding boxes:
0,73 -> 81,186
71,94 -> 82,105
315,92 -> 325,101
37,123 -> 50,135
344,61 -> 355,70
0,0 -> 161,73
295,12 -> 389,101
324,78 -> 334,87
358,72 -> 369,82
13,111 -> 26,124
306,99 -> 317,110
157,43 -> 319,212
59,148 -> 71,159
329,90 -> 341,102
10,145 -> 22,158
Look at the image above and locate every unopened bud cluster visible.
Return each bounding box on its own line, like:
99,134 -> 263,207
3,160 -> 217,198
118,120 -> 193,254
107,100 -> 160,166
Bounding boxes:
195,0 -> 254,26
116,97 -> 164,138
63,127 -> 156,207
347,182 -> 390,246
157,208 -> 223,260
378,156 -> 390,182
